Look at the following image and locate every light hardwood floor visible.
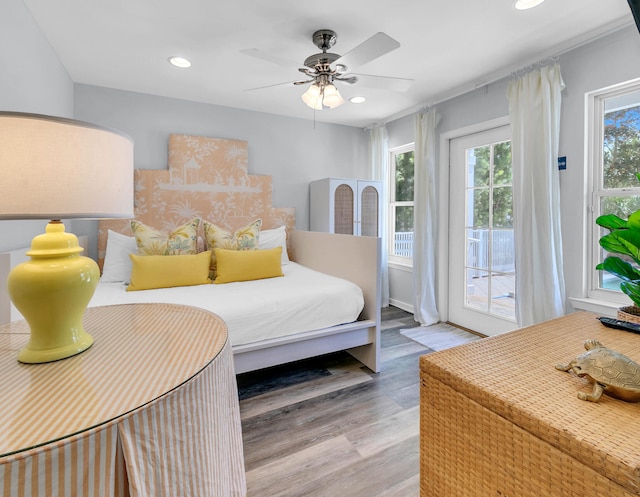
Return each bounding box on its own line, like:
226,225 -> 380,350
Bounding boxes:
237,306 -> 427,497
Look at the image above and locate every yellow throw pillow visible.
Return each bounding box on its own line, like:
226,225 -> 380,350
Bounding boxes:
203,218 -> 262,277
214,247 -> 283,284
126,251 -> 212,291
131,218 -> 200,255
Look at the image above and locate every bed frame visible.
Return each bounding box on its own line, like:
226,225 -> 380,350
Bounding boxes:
1,133 -> 382,374
234,230 -> 380,373
0,231 -> 381,373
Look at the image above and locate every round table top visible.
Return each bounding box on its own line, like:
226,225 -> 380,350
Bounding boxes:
0,303 -> 227,458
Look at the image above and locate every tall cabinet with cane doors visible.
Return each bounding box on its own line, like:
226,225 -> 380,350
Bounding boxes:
310,178 -> 382,236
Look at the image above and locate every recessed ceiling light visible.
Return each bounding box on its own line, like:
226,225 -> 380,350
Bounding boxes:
350,96 -> 366,104
514,0 -> 544,9
168,56 -> 191,68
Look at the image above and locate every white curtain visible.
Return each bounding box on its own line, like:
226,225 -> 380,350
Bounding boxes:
507,63 -> 566,327
369,125 -> 389,307
413,110 -> 441,325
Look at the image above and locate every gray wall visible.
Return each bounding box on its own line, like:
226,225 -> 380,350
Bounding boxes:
73,85 -> 370,234
385,25 -> 640,314
0,0 -> 75,252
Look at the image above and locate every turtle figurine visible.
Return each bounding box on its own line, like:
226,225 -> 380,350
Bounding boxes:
555,339 -> 640,403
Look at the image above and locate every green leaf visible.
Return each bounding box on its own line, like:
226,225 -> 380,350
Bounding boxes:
614,229 -> 640,261
598,256 -> 640,281
596,214 -> 628,230
621,281 -> 640,307
600,230 -> 640,264
629,210 -> 640,231
599,232 -> 634,258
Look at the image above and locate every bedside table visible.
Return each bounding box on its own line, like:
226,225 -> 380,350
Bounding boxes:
0,303 -> 246,497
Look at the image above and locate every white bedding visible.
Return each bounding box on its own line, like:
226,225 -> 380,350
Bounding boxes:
88,262 -> 365,347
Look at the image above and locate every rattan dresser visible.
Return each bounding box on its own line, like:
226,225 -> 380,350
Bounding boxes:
420,311 -> 640,497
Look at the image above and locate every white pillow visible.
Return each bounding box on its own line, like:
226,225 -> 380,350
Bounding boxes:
101,229 -> 137,283
258,226 -> 290,265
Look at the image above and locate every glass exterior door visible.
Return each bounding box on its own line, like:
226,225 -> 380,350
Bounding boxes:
449,125 -> 518,336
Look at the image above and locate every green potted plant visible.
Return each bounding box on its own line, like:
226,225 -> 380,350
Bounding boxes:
596,183 -> 640,321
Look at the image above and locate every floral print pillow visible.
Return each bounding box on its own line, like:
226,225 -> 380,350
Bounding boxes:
203,218 -> 262,278
130,218 -> 200,255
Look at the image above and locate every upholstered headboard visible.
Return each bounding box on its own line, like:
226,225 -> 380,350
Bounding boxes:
98,133 -> 295,267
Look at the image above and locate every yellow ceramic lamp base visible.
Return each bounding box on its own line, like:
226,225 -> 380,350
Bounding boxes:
7,221 -> 99,364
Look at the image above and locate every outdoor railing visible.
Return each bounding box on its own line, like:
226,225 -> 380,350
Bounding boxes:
394,232 -> 414,258
468,229 -> 515,275
393,230 -> 515,272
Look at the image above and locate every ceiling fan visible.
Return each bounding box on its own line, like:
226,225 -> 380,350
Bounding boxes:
242,29 -> 413,110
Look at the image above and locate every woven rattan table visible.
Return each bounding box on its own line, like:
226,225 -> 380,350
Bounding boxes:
420,311 -> 640,497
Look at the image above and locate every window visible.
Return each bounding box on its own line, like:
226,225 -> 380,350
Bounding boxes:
389,144 -> 414,264
588,78 -> 640,304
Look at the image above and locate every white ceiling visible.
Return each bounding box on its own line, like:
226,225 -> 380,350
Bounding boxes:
23,0 -> 635,128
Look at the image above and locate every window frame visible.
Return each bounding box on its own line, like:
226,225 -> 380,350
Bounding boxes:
587,77 -> 640,305
388,142 -> 415,267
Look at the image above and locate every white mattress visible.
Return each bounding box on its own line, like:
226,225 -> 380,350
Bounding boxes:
89,262 -> 365,347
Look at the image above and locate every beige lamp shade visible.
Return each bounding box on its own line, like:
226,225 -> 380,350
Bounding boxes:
0,112 -> 134,220
1,112 -> 134,364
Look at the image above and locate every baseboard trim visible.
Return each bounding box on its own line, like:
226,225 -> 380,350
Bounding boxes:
389,298 -> 414,314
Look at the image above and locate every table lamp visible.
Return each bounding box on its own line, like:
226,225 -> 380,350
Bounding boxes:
0,112 -> 134,363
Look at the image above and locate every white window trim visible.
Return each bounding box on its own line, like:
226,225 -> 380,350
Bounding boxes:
585,77 -> 640,307
388,143 -> 415,267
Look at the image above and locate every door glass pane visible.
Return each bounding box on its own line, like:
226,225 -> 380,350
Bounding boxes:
466,188 -> 489,228
464,141 -> 515,321
489,272 -> 516,319
466,269 -> 489,312
467,146 -> 490,187
492,230 -> 515,273
466,228 -> 488,270
492,186 -> 513,228
493,141 -> 512,186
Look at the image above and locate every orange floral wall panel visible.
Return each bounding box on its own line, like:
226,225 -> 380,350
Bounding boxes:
98,133 -> 295,265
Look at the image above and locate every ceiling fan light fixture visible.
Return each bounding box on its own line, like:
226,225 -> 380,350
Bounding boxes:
302,84 -> 323,110
322,84 -> 345,109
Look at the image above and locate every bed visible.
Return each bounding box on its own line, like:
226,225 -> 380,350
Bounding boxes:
0,133 -> 381,374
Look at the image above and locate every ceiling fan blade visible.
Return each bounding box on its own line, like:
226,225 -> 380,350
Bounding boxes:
239,48 -> 298,68
243,80 -> 296,92
335,32 -> 400,70
347,73 -> 413,92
